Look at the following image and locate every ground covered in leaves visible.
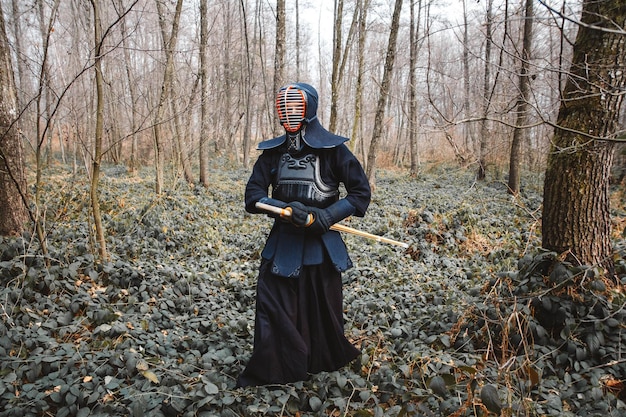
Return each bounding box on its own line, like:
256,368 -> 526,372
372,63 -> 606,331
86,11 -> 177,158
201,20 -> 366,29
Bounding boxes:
1,162 -> 625,416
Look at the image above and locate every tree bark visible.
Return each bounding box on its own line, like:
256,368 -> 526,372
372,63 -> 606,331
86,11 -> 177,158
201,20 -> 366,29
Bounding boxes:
542,0 -> 626,277
10,0 -> 26,110
0,8 -> 28,236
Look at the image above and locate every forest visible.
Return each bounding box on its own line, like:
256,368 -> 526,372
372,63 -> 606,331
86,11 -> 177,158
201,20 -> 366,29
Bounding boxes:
0,0 -> 625,416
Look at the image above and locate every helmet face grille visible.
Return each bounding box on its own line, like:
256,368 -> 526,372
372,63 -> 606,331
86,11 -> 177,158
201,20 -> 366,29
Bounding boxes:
276,86 -> 307,133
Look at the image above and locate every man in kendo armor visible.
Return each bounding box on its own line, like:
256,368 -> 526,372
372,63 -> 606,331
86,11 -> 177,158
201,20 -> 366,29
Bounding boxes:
237,83 -> 371,387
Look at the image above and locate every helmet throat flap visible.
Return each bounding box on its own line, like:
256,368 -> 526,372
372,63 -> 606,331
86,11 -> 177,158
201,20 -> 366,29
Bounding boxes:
287,130 -> 304,153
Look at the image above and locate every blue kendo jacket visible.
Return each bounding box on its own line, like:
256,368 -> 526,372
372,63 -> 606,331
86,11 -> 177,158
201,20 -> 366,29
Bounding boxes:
245,143 -> 371,278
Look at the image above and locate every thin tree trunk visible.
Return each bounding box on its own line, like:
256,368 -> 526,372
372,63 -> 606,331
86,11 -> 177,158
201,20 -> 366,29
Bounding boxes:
89,0 -> 107,261
38,1 -> 54,168
350,0 -> 368,159
477,0 -> 493,180
33,0 -> 59,256
295,0 -> 300,80
154,0 -> 183,194
409,0 -> 421,176
462,0 -> 471,152
365,0 -> 403,187
241,0 -> 253,167
329,0 -> 344,131
542,0 -> 626,277
116,0 -> 139,174
272,0 -> 285,136
508,0 -> 534,195
330,0 -> 359,133
169,86 -> 195,184
199,0 -> 209,186
220,2 -> 233,154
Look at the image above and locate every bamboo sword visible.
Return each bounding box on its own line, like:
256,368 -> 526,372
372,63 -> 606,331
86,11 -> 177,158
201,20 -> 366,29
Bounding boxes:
255,201 -> 409,249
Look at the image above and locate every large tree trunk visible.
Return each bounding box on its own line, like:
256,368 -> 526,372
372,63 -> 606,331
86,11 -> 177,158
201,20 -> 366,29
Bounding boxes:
0,8 -> 28,236
542,0 -> 626,277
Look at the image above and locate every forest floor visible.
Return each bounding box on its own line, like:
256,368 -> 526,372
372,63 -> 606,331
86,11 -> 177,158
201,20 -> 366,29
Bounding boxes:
0,162 -> 625,416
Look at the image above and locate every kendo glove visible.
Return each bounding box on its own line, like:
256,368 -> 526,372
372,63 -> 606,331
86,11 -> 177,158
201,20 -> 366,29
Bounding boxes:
307,199 -> 356,235
257,197 -> 288,210
286,201 -> 313,227
255,197 -> 289,219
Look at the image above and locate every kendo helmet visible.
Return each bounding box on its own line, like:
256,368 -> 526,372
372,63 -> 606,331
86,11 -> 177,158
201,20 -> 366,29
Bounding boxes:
258,82 -> 347,150
275,83 -> 318,133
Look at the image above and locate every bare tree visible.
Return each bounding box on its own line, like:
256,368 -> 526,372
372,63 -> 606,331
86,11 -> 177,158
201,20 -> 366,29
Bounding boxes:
170,79 -> 195,185
329,0 -> 359,132
542,0 -> 626,279
33,0 -> 60,256
295,0 -> 301,80
0,7 -> 28,236
461,0 -> 472,153
477,0 -> 494,180
272,0 -> 285,136
508,0 -> 534,195
89,0 -> 108,260
153,0 -> 183,194
241,0 -> 254,167
366,0 -> 403,187
329,0 -> 344,132
199,0 -> 210,186
349,0 -> 369,162
409,0 -> 422,176
115,0 -> 140,174
37,0 -> 57,168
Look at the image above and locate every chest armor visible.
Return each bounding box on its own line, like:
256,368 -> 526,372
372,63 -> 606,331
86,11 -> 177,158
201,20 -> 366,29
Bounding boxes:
272,153 -> 339,208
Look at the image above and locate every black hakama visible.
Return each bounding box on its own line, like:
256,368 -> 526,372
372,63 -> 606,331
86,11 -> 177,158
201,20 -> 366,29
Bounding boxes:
236,259 -> 360,387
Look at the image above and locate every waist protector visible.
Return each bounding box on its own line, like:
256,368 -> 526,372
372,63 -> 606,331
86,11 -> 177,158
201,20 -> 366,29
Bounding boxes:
272,153 -> 338,208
